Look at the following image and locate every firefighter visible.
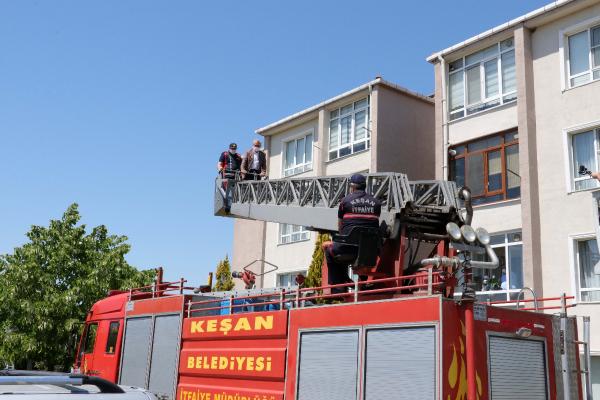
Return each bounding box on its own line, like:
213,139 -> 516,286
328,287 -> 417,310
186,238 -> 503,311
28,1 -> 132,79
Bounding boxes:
325,174 -> 381,294
217,143 -> 242,179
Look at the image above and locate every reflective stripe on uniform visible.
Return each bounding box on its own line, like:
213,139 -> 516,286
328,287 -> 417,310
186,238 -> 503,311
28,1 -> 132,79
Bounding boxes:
342,213 -> 379,220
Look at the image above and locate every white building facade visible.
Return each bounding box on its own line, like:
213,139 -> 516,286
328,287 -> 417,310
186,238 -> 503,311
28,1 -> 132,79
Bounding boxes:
428,0 -> 600,395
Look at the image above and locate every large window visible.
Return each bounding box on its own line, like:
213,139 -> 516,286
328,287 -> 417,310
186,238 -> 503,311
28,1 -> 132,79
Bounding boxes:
329,97 -> 370,160
449,131 -> 520,205
455,231 -> 524,301
576,238 -> 600,302
448,38 -> 516,121
276,270 -> 306,287
567,24 -> 600,88
570,128 -> 600,191
284,133 -> 313,177
279,224 -> 309,244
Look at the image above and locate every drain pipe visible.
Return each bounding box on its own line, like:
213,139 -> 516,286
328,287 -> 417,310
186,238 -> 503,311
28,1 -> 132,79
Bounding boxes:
437,55 -> 449,180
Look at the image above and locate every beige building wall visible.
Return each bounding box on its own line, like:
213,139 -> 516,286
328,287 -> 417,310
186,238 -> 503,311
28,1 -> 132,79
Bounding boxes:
374,85 -> 435,179
528,2 -> 600,350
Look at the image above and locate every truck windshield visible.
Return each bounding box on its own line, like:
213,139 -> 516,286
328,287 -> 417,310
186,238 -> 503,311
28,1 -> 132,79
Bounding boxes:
83,323 -> 98,354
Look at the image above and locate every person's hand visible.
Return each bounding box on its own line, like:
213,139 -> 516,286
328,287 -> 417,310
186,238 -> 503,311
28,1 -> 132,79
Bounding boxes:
592,172 -> 600,181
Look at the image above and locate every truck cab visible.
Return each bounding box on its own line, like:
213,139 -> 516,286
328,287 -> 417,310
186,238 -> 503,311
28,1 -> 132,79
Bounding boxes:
75,291 -> 129,382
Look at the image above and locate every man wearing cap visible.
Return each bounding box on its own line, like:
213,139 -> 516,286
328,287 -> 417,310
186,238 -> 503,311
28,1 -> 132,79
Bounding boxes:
218,143 -> 243,179
241,139 -> 267,180
325,174 -> 381,293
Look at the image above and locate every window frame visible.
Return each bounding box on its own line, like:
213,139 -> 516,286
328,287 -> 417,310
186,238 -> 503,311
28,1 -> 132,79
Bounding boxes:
282,131 -> 314,177
454,230 -> 524,301
566,126 -> 600,192
278,223 -> 310,245
573,234 -> 600,303
449,130 -> 520,205
447,38 -> 517,121
564,23 -> 600,89
328,97 -> 371,161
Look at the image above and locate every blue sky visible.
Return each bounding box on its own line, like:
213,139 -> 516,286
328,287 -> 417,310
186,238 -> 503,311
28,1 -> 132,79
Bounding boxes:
0,0 -> 550,284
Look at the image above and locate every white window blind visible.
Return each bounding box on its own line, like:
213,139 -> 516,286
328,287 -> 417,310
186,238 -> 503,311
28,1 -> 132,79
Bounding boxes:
328,97 -> 370,160
447,38 -> 516,120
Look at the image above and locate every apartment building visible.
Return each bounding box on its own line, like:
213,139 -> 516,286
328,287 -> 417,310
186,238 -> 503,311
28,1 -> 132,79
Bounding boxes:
231,77 -> 434,289
427,0 -> 600,395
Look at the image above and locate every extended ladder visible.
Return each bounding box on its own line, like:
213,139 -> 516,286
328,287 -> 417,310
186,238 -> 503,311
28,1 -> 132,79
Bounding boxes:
214,172 -> 465,236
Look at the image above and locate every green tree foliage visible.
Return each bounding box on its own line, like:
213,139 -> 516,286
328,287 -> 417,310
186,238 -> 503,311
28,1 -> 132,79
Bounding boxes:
0,204 -> 154,371
304,233 -> 331,289
214,255 -> 234,291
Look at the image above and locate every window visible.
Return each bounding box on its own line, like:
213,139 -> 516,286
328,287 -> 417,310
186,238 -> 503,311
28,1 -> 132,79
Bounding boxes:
277,271 -> 306,287
576,238 -> 600,302
448,38 -> 516,121
279,224 -> 309,244
105,321 -> 120,354
566,24 -> 600,87
454,231 -> 524,301
284,133 -> 313,177
329,97 -> 370,160
82,323 -> 98,354
449,131 -> 520,205
570,128 -> 600,191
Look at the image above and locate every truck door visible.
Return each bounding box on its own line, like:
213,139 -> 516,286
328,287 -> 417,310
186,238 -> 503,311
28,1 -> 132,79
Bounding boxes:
89,320 -> 122,382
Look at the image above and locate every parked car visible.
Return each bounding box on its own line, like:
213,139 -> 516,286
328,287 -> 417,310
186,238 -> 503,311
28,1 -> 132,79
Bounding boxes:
0,370 -> 157,399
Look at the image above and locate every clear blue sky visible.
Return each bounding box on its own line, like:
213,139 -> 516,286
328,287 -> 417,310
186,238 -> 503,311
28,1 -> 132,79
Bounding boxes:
0,0 -> 550,284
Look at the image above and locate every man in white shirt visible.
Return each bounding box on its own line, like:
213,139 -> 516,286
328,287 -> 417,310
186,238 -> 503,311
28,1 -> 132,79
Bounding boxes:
241,139 -> 267,180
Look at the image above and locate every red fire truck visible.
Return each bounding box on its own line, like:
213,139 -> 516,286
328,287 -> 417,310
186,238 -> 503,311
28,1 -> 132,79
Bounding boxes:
75,173 -> 590,400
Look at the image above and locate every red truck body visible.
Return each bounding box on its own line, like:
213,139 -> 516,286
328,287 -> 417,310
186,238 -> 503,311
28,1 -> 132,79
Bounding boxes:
75,284 -> 583,400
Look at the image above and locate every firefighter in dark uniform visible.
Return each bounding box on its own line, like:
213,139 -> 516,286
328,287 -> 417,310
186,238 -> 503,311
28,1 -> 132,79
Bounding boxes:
217,142 -> 243,179
325,174 -> 381,293
217,143 -> 243,212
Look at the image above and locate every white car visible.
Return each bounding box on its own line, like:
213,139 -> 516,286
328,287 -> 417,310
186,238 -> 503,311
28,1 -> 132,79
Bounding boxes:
0,370 -> 158,399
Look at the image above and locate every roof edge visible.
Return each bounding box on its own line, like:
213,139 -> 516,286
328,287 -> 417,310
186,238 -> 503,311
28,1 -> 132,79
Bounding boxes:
426,0 -> 577,63
255,78 -> 432,135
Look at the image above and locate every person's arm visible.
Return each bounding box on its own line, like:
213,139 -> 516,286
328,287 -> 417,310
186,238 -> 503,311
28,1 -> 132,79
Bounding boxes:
337,202 -> 345,232
217,153 -> 225,173
592,172 -> 600,181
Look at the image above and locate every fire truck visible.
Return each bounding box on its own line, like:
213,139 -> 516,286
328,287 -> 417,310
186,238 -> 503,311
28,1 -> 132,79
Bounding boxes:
75,173 -> 591,400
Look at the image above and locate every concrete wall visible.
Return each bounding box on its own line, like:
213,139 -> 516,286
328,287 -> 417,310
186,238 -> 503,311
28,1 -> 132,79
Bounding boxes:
529,2 -> 600,351
231,219 -> 266,289
374,85 -> 435,180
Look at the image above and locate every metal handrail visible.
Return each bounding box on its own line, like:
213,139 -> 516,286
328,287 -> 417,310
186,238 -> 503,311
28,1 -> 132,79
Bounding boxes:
186,271 -> 444,315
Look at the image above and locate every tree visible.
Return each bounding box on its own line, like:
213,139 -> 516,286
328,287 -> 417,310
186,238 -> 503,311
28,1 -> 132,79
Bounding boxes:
0,204 -> 154,371
214,255 -> 234,291
304,233 -> 331,289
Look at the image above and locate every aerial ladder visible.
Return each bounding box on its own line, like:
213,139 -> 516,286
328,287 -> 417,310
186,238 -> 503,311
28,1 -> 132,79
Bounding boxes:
214,172 -> 498,298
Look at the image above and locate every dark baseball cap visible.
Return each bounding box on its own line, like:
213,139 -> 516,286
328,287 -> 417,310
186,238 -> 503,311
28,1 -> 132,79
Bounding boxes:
350,174 -> 366,185
229,142 -> 238,149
